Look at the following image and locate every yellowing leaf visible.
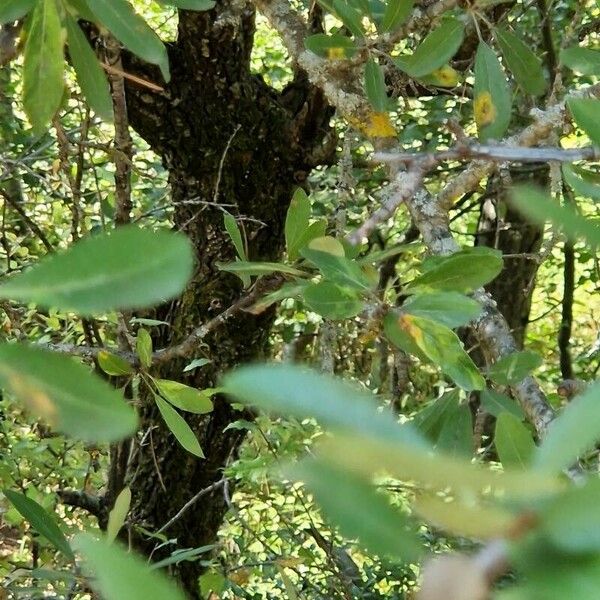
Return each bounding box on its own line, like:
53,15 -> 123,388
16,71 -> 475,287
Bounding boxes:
327,47 -> 346,59
474,91 -> 497,128
307,236 -> 345,257
426,65 -> 460,87
351,112 -> 397,138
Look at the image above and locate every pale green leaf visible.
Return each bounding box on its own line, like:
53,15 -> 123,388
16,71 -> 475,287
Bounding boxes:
106,487 -> 131,544
155,395 -> 204,457
155,379 -> 214,414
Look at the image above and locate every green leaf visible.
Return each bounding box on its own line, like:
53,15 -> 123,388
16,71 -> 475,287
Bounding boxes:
535,381 -> 600,473
394,17 -> 464,78
222,363 -> 428,448
156,0 -> 215,9
285,188 -> 311,261
155,395 -> 204,457
64,0 -> 96,21
88,0 -> 170,82
403,292 -> 482,328
304,34 -> 357,60
106,487 -> 131,544
73,534 -> 187,600
562,164 -> 600,201
0,226 -> 194,315
480,388 -> 524,419
155,379 -> 214,414
436,401 -> 473,457
0,344 -> 137,442
408,248 -> 503,293
0,0 -> 36,24
380,0 -> 414,33
182,358 -> 211,373
567,98 -> 600,147
4,490 -> 74,560
487,350 -> 542,385
65,15 -> 113,122
384,312 -> 485,391
332,0 -> 365,38
474,41 -> 512,141
364,58 -> 388,112
561,47 -> 600,76
23,0 -> 65,134
510,185 -> 600,248
287,459 -> 421,560
495,27 -> 547,96
216,261 -> 305,278
303,281 -> 363,320
301,248 -> 372,291
223,213 -> 246,261
136,329 -> 153,369
494,413 -> 535,469
98,350 -> 134,376
541,479 -> 600,552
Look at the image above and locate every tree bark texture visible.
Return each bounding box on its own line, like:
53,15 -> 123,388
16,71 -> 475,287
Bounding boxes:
103,4 -> 330,597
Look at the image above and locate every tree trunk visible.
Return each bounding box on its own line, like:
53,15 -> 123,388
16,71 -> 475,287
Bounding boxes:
103,5 -> 330,597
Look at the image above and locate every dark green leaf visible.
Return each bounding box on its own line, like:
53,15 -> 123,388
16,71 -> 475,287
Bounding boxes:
487,350 -> 542,385
480,388 -> 524,419
535,381 -> 600,472
287,459 -> 421,560
568,98 -> 600,147
155,395 -> 204,457
223,213 -> 246,261
403,292 -> 482,328
0,227 -> 194,315
4,490 -> 74,560
88,0 -> 170,82
74,534 -> 187,600
380,0 -> 414,33
494,413 -> 535,469
65,15 -> 113,122
436,401 -> 473,457
510,185 -> 600,248
304,34 -> 357,60
223,363 -> 428,448
303,281 -> 363,319
0,344 -> 137,442
23,0 -> 65,133
394,17 -> 464,78
474,41 -> 512,141
0,0 -> 36,24
155,379 -> 214,414
364,58 -> 388,112
408,248 -> 503,293
495,27 -> 547,96
561,47 -> 600,76
333,0 -> 365,38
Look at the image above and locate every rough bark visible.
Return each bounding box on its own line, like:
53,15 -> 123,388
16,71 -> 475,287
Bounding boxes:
103,5 -> 330,597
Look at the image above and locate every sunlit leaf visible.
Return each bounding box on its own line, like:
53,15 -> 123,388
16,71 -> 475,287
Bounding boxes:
136,329 -> 153,369
0,344 -> 137,442
22,0 -> 65,133
567,98 -> 600,147
106,487 -> 131,544
155,379 -> 214,414
0,227 -> 194,314
98,350 -> 134,376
